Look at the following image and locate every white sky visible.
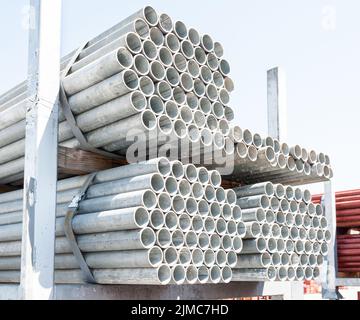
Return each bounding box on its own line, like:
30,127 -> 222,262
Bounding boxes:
1,0 -> 359,193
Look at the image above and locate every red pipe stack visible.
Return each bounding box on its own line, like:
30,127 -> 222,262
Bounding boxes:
337,235 -> 360,272
313,189 -> 360,273
312,189 -> 360,227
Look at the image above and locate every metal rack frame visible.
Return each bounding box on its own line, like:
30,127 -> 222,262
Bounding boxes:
0,0 -> 336,300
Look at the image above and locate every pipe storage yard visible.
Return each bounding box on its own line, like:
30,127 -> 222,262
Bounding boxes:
0,3 -> 348,300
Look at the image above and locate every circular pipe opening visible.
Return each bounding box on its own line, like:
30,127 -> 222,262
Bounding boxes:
181,40 -> 194,59
211,101 -> 224,119
216,218 -> 227,235
158,13 -> 173,33
210,234 -> 221,251
224,106 -> 235,121
158,265 -> 171,285
143,6 -> 159,26
219,59 -> 230,76
165,33 -> 180,53
157,193 -> 172,212
227,220 -> 237,236
186,265 -> 198,284
150,61 -> 165,81
179,180 -> 191,198
174,21 -> 188,40
198,232 -> 210,251
206,84 -> 219,102
123,69 -> 139,90
179,213 -> 191,232
172,195 -> 185,214
139,76 -> 155,97
148,95 -> 164,114
174,53 -> 187,72
178,247 -> 192,266
192,248 -> 204,266
221,234 -> 233,252
207,52 -> 219,71
204,249 -> 216,267
221,266 -> 232,284
166,67 -> 180,87
232,236 -> 243,253
184,191 -> 197,209
222,204 -> 232,221
194,79 -> 206,97
214,41 -> 224,58
261,223 -> 271,238
156,228 -> 171,248
142,190 -> 157,209
204,217 -> 216,234
201,34 -> 214,53
164,247 -> 178,266
172,265 -> 186,285
234,221 -> 246,238
165,101 -> 178,119
134,19 -> 150,39
198,200 -> 209,217
125,33 -> 142,54
142,40 -> 158,61
198,266 -> 209,284
226,189 -> 237,205
185,231 -> 197,249
210,202 -> 221,219
188,28 -> 200,46
158,47 -> 173,67
173,87 -> 186,105
187,59 -> 200,78
165,211 -> 178,231
150,27 -> 164,46
192,182 -> 204,200
180,73 -> 194,92
171,230 -> 185,248
215,251 -> 227,268
192,216 -> 204,233
200,65 -> 213,84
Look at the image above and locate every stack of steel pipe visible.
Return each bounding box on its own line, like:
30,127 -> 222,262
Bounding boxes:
219,126 -> 333,185
231,182 -> 331,282
336,234 -> 360,273
0,158 -> 246,285
313,189 -> 360,228
0,6 -> 235,185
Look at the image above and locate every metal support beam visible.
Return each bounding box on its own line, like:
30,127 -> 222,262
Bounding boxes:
267,66 -> 304,300
321,181 -> 340,299
267,67 -> 288,141
19,0 -> 62,300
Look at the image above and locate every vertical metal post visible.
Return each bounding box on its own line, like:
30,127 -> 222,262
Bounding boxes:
267,66 -> 304,300
267,67 -> 288,141
19,0 -> 62,300
321,181 -> 339,299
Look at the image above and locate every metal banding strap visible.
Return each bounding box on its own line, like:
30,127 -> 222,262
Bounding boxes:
59,42 -> 122,160
64,172 -> 97,284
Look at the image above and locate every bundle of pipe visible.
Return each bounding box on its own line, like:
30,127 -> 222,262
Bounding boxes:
313,189 -> 360,228
0,158 -> 246,285
231,182 -> 331,282
0,6 -> 236,184
337,234 -> 360,273
218,126 -> 333,185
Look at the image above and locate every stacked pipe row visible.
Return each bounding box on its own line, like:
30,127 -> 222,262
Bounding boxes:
313,189 -> 360,228
0,158 -> 248,285
336,234 -> 360,273
220,126 -> 333,185
230,182 -> 331,281
0,6 -> 235,185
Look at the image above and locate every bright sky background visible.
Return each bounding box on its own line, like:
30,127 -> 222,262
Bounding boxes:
1,0 -> 359,193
